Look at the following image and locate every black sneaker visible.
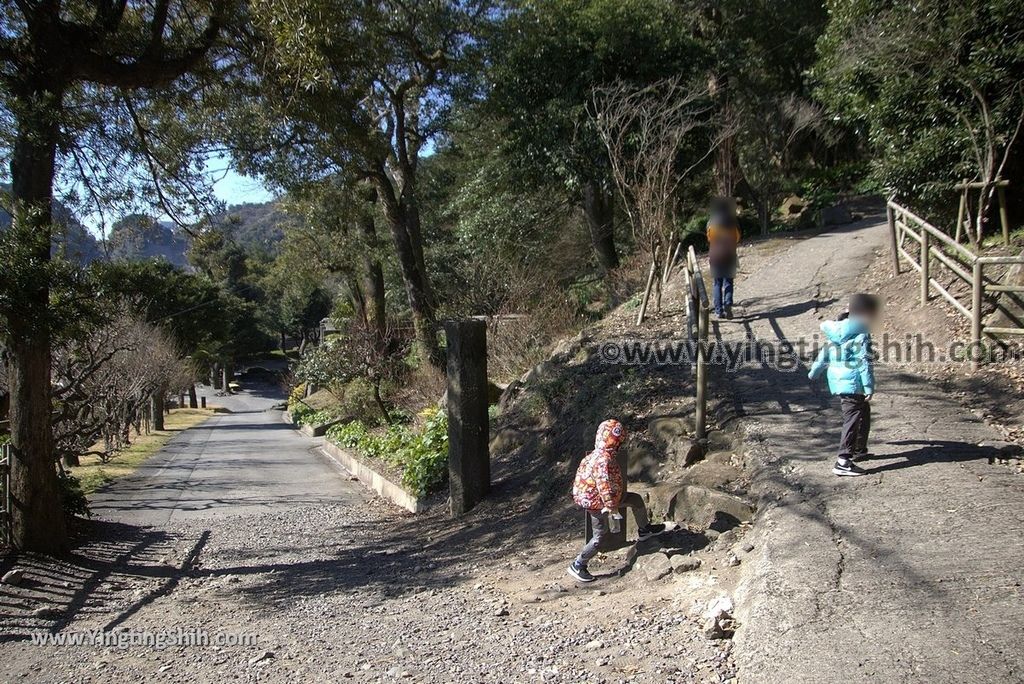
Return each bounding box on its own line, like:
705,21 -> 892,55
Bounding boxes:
637,523 -> 667,540
567,561 -> 595,583
833,460 -> 867,477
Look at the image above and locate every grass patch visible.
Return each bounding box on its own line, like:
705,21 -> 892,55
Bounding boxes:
70,408 -> 214,495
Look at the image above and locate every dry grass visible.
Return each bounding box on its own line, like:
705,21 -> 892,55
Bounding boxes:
70,408 -> 215,495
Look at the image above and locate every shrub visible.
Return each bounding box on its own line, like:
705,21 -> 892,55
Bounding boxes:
289,401 -> 315,425
325,406 -> 449,497
327,420 -> 368,447
288,383 -> 307,409
400,407 -> 449,496
295,408 -> 338,428
58,470 -> 90,518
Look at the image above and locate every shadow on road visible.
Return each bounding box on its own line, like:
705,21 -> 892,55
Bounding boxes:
863,440 -> 1009,474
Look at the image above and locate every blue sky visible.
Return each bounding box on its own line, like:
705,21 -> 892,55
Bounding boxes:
208,156 -> 275,207
214,168 -> 275,207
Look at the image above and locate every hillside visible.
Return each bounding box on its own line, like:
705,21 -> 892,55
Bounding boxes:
0,191 -> 288,266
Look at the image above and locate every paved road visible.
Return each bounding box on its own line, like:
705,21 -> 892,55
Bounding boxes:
721,218 -> 1024,683
90,372 -> 366,526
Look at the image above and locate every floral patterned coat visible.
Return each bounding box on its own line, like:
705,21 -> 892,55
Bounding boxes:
572,420 -> 625,512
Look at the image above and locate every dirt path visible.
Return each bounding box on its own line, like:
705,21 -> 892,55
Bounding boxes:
720,217 -> 1024,683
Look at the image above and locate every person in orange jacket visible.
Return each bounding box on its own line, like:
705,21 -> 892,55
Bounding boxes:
568,419 -> 666,583
707,198 -> 741,318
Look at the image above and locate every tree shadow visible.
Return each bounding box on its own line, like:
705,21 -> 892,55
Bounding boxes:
0,519 -> 202,642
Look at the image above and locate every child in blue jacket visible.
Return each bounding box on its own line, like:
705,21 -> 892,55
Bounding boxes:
808,294 -> 880,476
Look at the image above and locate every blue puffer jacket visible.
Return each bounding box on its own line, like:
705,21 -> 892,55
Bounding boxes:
808,317 -> 875,396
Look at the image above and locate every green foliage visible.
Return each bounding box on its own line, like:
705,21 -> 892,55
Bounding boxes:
489,0 -> 707,193
399,407 -> 450,497
327,420 -> 369,448
816,0 -> 1024,215
326,407 -> 449,497
289,401 -> 315,426
294,408 -> 338,428
57,470 -> 90,519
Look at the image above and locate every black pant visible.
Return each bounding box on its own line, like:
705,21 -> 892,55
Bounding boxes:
838,394 -> 871,459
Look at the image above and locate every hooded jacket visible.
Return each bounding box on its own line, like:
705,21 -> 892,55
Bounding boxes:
572,420 -> 625,512
808,317 -> 875,395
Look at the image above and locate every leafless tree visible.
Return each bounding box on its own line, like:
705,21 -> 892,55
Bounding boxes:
737,95 -> 827,237
590,78 -> 719,322
953,83 -> 1024,246
51,316 -> 193,467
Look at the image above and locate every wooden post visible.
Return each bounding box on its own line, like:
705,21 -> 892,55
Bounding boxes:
972,260 -> 983,371
955,184 -> 967,244
662,239 -> 679,284
683,270 -> 696,342
636,253 -> 659,326
201,396 -> 207,409
920,229 -> 930,305
695,307 -> 709,440
887,203 -> 901,276
997,185 -> 1010,247
445,319 -> 490,517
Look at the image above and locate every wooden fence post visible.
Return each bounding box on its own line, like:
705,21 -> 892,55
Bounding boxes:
920,229 -> 930,305
445,319 -> 490,517
887,203 -> 901,276
636,246 -> 660,326
696,307 -> 709,440
972,260 -> 983,371
997,185 -> 1010,247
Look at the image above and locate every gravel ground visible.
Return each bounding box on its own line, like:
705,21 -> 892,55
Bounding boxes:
1,492 -> 745,683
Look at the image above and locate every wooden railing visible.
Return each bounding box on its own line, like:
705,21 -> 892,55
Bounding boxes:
887,199 -> 1024,369
682,245 -> 710,439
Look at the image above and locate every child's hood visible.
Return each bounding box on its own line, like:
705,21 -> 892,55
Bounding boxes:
593,419 -> 625,452
820,317 -> 869,345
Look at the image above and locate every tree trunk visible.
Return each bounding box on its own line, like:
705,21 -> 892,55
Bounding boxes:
759,198 -> 770,238
360,211 -> 387,343
7,112 -> 68,553
373,382 -> 392,425
188,385 -> 198,409
582,181 -> 619,273
151,391 -> 165,431
373,174 -> 442,368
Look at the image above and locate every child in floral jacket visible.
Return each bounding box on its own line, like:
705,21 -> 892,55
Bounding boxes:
568,419 -> 665,583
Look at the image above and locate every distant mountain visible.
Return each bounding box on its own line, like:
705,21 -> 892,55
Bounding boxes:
216,201 -> 293,256
0,191 -> 288,266
0,188 -> 104,264
107,214 -> 191,267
